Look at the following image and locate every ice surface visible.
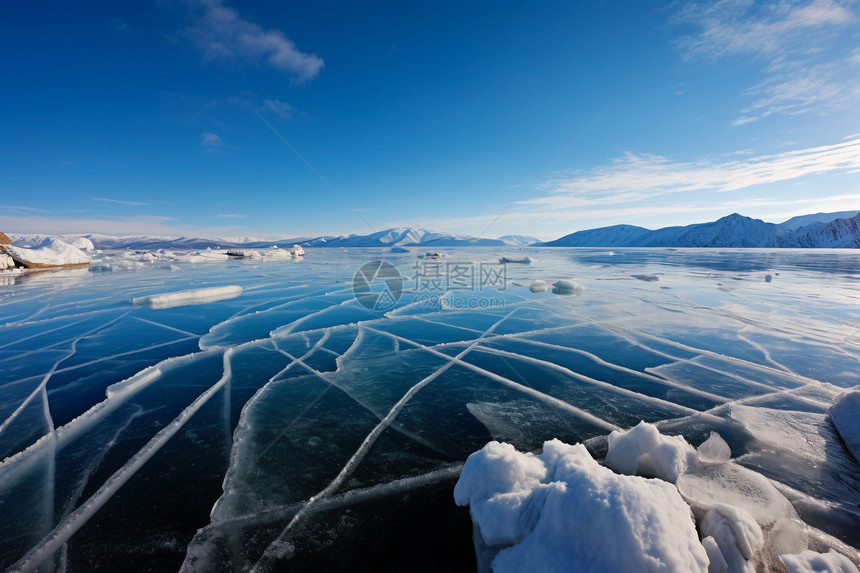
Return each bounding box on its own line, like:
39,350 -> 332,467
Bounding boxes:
677,462 -> 795,526
830,386 -> 860,464
454,439 -> 710,573
131,285 -> 243,309
1,248 -> 859,571
780,549 -> 860,573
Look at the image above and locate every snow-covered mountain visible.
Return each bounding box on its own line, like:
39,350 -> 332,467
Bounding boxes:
539,212 -> 860,248
497,234 -> 542,246
780,210 -> 860,230
65,228 -> 508,250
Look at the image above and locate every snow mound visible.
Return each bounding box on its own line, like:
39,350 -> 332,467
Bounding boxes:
830,386 -> 860,465
780,549 -> 860,573
1,237 -> 90,268
132,285 -> 243,309
552,279 -> 585,294
454,439 -> 710,573
604,421 -> 698,483
528,280 -> 549,293
69,237 -> 94,251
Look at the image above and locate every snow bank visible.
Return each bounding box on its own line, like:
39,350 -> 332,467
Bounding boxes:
131,285 -> 243,309
454,439 -> 710,573
605,420 -> 699,482
830,386 -> 860,464
1,237 -> 90,268
780,549 -> 860,573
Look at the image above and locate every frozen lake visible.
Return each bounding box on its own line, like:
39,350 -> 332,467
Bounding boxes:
1,247 -> 859,571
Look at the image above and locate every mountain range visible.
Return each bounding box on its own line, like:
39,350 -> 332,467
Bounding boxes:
13,229 -> 540,250
536,211 -> 860,248
6,211 -> 860,250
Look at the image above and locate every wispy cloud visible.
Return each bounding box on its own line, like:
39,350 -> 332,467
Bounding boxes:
92,197 -> 148,206
262,98 -> 295,120
528,137 -> 860,209
677,0 -> 853,60
392,137 -> 860,238
676,0 -> 858,121
201,131 -> 224,151
217,213 -> 247,218
184,0 -> 324,84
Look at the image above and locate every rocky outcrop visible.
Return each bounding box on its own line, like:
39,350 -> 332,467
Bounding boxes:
0,232 -> 11,245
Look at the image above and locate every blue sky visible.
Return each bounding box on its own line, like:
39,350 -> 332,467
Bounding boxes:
1,0 -> 859,240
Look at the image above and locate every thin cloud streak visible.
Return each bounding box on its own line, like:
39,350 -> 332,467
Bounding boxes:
92,197 -> 149,207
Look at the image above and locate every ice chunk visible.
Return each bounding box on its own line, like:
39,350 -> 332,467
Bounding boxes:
0,252 -> 14,270
701,505 -> 761,572
528,280 -> 549,293
498,256 -> 531,264
698,432 -> 732,464
604,421 -> 698,482
632,273 -> 659,282
829,386 -> 860,464
454,439 -> 710,573
780,549 -> 860,573
702,536 -> 729,573
552,279 -> 585,294
676,462 -> 794,526
131,285 -> 243,309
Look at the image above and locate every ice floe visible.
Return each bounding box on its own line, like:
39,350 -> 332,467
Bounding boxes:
830,386 -> 860,465
131,285 -> 243,309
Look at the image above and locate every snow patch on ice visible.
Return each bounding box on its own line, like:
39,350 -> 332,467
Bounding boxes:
528,280 -> 549,293
132,285 -> 243,309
